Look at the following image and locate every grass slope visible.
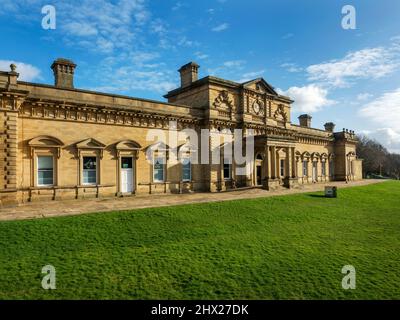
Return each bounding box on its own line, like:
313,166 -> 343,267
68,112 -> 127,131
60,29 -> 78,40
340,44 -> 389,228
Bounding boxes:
0,181 -> 399,300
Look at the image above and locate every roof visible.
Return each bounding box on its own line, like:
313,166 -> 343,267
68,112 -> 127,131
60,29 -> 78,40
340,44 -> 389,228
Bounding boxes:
164,75 -> 293,103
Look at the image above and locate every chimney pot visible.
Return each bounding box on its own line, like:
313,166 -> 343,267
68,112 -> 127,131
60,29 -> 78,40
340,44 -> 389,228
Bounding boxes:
178,62 -> 199,88
324,122 -> 336,132
51,58 -> 77,89
298,114 -> 312,127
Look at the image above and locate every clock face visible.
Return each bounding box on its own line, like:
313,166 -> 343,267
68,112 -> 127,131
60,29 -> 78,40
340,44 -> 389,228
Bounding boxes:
253,101 -> 261,114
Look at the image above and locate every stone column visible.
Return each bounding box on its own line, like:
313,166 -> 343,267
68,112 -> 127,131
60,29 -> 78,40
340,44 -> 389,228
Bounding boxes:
285,147 -> 292,179
262,144 -> 270,189
267,146 -> 272,179
270,146 -> 276,179
291,147 -> 296,178
275,150 -> 280,179
264,145 -> 270,179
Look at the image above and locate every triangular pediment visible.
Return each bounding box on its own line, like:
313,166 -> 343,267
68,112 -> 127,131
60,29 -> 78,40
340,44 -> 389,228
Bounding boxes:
242,78 -> 278,95
76,138 -> 106,149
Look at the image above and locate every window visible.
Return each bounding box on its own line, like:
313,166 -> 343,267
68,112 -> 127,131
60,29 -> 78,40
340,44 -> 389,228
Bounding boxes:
322,162 -> 326,176
121,157 -> 133,169
83,156 -> 97,185
153,156 -> 165,182
37,156 -> 54,186
182,157 -> 191,182
313,162 -> 318,180
329,160 -> 334,177
303,160 -> 308,177
280,159 -> 285,177
223,158 -> 231,180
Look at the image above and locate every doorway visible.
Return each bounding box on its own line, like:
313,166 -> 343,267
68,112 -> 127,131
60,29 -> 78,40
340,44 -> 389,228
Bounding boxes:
256,165 -> 262,186
121,157 -> 134,193
255,154 -> 263,186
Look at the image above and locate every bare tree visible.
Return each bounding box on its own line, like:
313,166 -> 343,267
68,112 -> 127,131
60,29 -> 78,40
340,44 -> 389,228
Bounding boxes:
356,135 -> 400,179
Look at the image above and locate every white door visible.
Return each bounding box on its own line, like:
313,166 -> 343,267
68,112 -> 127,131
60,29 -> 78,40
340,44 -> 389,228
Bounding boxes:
121,157 -> 134,193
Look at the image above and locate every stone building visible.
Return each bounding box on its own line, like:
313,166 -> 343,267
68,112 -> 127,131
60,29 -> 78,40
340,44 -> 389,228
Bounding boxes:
0,59 -> 362,206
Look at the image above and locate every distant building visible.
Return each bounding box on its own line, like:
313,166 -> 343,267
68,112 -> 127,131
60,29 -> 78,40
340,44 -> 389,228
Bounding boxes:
0,59 -> 362,206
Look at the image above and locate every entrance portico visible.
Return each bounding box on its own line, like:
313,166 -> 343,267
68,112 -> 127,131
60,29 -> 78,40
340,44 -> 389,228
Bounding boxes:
254,135 -> 298,190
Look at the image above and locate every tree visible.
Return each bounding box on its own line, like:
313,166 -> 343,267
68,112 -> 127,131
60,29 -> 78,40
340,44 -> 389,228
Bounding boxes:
356,135 -> 400,179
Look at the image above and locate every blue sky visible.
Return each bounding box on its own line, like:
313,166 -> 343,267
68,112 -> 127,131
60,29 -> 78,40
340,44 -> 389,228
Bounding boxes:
1,0 -> 400,152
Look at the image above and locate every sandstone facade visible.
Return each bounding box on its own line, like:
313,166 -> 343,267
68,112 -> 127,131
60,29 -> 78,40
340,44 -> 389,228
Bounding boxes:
0,59 -> 362,206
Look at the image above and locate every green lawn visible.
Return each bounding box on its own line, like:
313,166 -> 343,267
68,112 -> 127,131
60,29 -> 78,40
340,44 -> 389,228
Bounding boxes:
0,181 -> 399,300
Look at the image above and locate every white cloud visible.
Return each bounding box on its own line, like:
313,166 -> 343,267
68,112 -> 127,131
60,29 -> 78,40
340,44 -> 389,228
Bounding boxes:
130,52 -> 160,63
357,93 -> 373,101
208,60 -> 246,76
89,54 -> 176,94
63,22 -> 98,36
212,23 -> 229,32
307,47 -> 399,88
223,60 -> 245,68
362,128 -> 400,154
359,88 -> 400,153
172,2 -> 186,11
281,63 -> 302,73
237,70 -> 265,83
57,0 -> 151,53
360,88 -> 400,129
150,19 -> 168,36
195,52 -> 209,60
278,84 -> 335,113
0,60 -> 41,82
178,36 -> 199,47
91,70 -> 176,94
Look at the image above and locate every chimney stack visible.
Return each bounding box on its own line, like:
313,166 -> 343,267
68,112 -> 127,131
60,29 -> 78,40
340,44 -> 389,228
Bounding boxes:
51,58 -> 76,89
298,114 -> 312,128
179,62 -> 199,88
324,122 -> 336,132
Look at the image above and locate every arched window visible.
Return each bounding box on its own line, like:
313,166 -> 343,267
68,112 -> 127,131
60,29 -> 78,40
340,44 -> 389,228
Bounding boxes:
320,153 -> 328,177
302,152 -> 311,177
28,136 -> 64,187
328,154 -> 335,177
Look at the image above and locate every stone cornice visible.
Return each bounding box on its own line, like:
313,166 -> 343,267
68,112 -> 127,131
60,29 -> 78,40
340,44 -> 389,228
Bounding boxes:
19,98 -> 201,130
0,90 -> 29,111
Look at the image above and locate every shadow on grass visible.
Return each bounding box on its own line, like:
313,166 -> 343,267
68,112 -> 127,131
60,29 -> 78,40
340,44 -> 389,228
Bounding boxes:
308,194 -> 327,198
